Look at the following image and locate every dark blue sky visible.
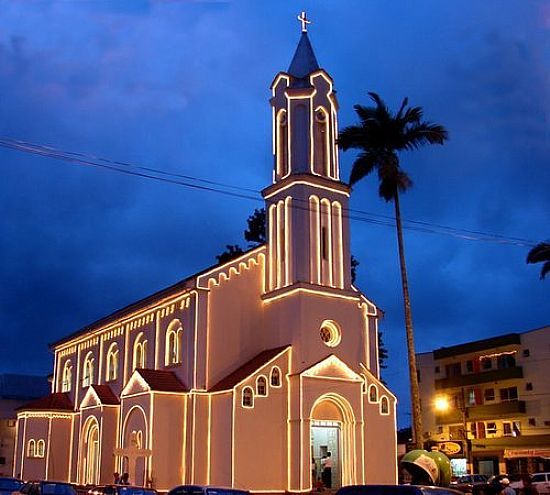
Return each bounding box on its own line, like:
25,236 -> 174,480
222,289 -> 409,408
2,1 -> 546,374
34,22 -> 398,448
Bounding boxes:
0,0 -> 548,427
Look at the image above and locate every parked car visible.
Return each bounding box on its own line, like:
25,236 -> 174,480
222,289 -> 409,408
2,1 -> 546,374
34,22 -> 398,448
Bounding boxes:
451,475 -> 489,494
0,478 -> 23,495
531,473 -> 550,495
335,485 -> 464,495
15,481 -> 77,495
167,486 -> 250,495
87,486 -> 157,495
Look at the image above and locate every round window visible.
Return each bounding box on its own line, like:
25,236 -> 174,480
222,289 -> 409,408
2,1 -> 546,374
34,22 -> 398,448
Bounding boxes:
319,320 -> 341,347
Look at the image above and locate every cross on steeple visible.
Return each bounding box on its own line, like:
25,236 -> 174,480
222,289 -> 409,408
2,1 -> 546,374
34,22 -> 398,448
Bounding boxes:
297,11 -> 311,33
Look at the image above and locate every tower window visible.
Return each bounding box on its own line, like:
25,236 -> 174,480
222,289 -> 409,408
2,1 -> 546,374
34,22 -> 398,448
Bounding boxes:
319,320 -> 342,348
321,226 -> 327,260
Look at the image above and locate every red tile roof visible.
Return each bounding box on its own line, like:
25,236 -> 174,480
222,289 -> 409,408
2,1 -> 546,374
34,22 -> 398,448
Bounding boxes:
136,369 -> 188,392
209,345 -> 290,392
91,384 -> 119,405
18,392 -> 73,411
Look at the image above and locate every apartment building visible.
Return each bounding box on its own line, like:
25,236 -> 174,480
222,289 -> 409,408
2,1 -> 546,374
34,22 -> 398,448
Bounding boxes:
417,326 -> 550,477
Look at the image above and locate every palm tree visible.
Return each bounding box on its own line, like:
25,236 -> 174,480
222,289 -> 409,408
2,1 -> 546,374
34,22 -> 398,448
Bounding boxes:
527,242 -> 550,280
338,92 -> 448,449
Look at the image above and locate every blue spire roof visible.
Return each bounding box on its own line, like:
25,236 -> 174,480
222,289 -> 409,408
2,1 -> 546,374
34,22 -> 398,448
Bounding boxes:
287,32 -> 319,79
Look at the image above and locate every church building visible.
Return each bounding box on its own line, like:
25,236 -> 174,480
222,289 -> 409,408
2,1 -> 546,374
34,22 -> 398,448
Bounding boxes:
13,25 -> 398,492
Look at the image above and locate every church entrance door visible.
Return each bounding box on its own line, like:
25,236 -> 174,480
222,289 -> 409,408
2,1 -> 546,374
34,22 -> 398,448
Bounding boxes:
311,421 -> 341,490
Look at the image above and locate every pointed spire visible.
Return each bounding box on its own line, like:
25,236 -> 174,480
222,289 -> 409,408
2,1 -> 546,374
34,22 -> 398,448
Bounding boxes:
287,32 -> 319,80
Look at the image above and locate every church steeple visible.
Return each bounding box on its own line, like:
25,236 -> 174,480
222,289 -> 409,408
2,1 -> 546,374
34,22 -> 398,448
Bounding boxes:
262,20 -> 353,297
287,32 -> 319,81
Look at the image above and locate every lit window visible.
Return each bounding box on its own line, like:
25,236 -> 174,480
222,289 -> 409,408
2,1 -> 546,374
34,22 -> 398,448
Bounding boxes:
486,422 -> 497,435
319,320 -> 342,348
27,439 -> 36,458
165,321 -> 182,366
61,360 -> 73,393
105,344 -> 119,382
480,357 -> 492,370
242,387 -> 254,408
500,387 -> 518,402
256,376 -> 267,397
133,333 -> 147,370
484,388 -> 495,402
270,367 -> 281,387
380,396 -> 389,415
82,353 -> 94,388
369,385 -> 378,403
36,439 -> 45,458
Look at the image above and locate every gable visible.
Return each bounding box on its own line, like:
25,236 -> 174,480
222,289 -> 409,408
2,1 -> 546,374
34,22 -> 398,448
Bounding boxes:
301,355 -> 363,382
121,370 -> 151,397
80,387 -> 101,408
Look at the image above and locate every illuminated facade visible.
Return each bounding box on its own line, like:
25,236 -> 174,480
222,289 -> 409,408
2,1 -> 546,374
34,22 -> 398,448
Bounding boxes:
13,30 -> 397,492
418,326 -> 550,477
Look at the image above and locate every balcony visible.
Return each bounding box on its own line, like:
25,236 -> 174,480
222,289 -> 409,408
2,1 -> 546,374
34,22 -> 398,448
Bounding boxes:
435,366 -> 523,390
435,400 -> 526,425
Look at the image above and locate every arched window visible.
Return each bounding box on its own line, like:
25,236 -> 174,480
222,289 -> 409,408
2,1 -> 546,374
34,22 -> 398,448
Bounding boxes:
270,367 -> 281,387
165,320 -> 182,366
82,352 -> 94,388
133,333 -> 147,370
276,109 -> 289,178
131,430 -> 143,449
242,387 -> 254,408
61,360 -> 72,393
380,396 -> 390,415
27,439 -> 36,458
314,107 -> 330,176
369,384 -> 378,403
36,439 -> 45,458
256,376 -> 267,397
106,343 -> 119,382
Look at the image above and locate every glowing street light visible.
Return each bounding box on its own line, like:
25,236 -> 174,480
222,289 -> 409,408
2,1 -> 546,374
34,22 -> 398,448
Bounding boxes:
434,396 -> 450,412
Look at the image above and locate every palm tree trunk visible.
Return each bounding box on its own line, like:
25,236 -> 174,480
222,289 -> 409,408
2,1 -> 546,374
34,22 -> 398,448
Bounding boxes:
394,192 -> 423,449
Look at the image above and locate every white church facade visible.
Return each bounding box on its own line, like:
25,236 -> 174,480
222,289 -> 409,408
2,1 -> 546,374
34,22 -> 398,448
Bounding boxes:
14,29 -> 398,492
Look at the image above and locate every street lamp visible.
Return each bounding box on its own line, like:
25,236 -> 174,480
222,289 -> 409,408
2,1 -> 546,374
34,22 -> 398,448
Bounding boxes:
434,391 -> 471,474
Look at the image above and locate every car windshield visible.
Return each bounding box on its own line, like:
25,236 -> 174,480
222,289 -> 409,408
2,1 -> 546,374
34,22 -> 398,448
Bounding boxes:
41,484 -> 77,495
532,475 -> 546,482
0,479 -> 23,491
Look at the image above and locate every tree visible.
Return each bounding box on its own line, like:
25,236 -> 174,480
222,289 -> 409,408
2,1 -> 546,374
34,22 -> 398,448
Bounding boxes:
527,242 -> 550,280
338,92 -> 448,448
378,331 -> 389,370
216,244 -> 244,264
244,208 -> 266,246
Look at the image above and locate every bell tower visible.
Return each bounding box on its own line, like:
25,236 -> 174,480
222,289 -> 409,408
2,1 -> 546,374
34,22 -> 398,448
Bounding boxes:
262,21 -> 352,298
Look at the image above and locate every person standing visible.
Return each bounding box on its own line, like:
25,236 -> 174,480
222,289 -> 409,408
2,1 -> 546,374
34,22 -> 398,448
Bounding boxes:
500,478 -> 516,495
323,452 -> 333,489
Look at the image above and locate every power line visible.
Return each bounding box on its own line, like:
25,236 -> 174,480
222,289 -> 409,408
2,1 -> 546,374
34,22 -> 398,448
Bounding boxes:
0,137 -> 538,248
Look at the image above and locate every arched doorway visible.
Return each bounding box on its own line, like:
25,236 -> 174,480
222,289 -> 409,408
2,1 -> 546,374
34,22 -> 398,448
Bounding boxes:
81,417 -> 100,485
120,406 -> 149,487
310,394 -> 356,490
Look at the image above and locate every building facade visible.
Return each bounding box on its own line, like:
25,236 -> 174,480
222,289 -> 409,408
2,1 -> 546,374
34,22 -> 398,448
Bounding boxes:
0,374 -> 50,478
417,326 -> 550,477
13,31 -> 398,492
